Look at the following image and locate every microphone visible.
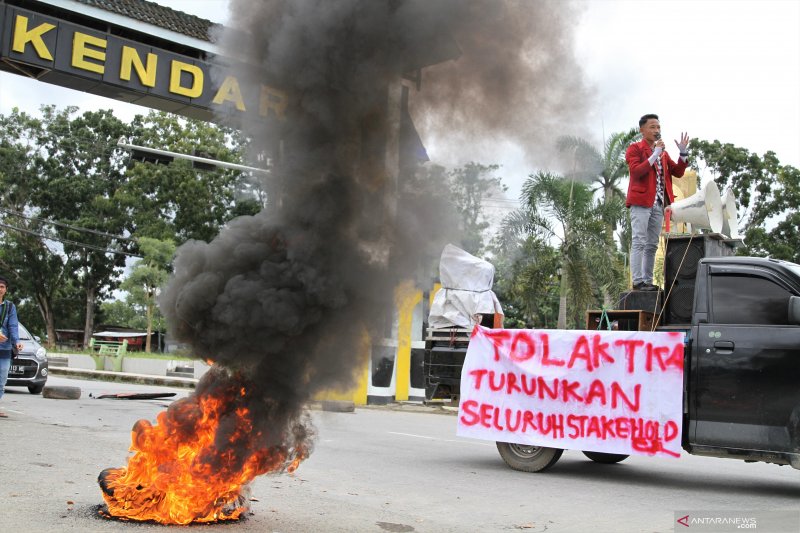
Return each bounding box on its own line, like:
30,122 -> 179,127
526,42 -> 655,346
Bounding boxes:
654,132 -> 664,151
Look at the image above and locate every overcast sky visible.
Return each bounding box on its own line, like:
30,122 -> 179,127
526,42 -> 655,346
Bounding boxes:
1,0 -> 797,201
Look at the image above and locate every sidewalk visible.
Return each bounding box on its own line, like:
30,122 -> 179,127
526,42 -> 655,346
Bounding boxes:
47,365 -> 458,415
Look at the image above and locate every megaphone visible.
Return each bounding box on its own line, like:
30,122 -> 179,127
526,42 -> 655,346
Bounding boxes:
721,189 -> 739,238
666,181 -> 724,234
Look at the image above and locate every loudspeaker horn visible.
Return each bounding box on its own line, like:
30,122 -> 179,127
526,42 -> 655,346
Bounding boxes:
666,181 -> 724,234
721,189 -> 739,238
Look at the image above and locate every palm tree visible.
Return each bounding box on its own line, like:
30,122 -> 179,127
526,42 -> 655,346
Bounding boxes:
490,228 -> 561,328
556,128 -> 640,207
503,171 -> 622,328
556,129 -> 639,305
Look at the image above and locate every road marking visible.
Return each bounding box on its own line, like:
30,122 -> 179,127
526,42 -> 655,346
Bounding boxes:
389,431 -> 435,440
388,431 -> 493,447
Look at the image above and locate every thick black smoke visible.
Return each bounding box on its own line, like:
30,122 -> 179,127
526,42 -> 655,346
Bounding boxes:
159,0 -> 589,451
158,1 -> 459,449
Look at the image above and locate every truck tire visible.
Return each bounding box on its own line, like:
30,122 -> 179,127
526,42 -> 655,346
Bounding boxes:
496,442 -> 563,472
582,451 -> 629,464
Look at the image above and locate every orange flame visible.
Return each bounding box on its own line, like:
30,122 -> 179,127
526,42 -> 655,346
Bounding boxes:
99,374 -> 308,525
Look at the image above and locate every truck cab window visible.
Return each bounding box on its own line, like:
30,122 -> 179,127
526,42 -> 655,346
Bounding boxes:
710,274 -> 791,325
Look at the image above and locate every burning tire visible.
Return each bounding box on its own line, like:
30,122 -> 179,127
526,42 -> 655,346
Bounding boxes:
582,451 -> 629,464
496,442 -> 563,472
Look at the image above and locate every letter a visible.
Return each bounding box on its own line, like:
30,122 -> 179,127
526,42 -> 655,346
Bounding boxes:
568,335 -> 594,371
584,379 -> 607,406
664,343 -> 684,371
213,76 -> 246,111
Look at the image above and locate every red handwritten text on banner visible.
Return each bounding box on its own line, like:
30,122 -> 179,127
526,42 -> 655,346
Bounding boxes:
457,326 -> 684,458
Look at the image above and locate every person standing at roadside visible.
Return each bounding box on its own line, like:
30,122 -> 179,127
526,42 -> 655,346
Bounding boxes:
0,276 -> 23,418
625,113 -> 690,291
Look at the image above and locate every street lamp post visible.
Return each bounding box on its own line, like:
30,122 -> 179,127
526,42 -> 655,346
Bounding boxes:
116,137 -> 270,175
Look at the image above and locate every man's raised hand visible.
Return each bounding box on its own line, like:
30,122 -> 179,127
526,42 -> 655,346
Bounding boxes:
675,132 -> 690,154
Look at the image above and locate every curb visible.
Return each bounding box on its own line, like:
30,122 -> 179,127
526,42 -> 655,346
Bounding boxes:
48,367 -> 197,389
47,369 -> 457,415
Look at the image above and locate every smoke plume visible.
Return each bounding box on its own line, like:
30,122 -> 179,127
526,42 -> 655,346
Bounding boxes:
158,0 -> 590,457
413,0 -> 593,177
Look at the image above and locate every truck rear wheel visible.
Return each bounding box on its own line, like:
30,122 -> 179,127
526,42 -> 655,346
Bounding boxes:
496,442 -> 563,472
582,451 -> 629,464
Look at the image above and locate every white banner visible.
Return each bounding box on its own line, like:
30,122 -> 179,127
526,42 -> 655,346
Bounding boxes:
457,326 -> 685,458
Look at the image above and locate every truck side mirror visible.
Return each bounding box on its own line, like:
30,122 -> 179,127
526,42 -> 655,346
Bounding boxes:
789,296 -> 800,325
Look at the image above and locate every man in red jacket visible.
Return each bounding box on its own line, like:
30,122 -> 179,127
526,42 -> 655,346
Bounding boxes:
625,114 -> 690,291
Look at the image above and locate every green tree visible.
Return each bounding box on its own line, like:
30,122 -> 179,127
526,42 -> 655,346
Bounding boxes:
121,111 -> 256,242
0,108 -> 72,346
0,106 -> 260,348
689,139 -> 800,262
447,162 -> 506,255
490,232 -> 560,328
556,130 -> 636,303
121,237 -> 176,352
505,171 -> 625,328
557,128 -> 640,206
99,300 -> 145,330
0,223 -> 67,347
27,106 -> 134,347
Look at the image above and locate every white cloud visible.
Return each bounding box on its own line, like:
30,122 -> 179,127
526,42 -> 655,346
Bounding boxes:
575,0 -> 800,171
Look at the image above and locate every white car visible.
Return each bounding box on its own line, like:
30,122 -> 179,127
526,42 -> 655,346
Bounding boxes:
6,324 -> 48,394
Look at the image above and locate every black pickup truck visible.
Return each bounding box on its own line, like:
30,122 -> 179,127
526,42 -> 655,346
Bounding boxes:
495,256 -> 800,472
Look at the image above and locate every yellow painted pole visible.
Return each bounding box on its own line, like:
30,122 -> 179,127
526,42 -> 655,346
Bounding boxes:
350,329 -> 370,405
430,282 -> 441,309
394,280 -> 422,401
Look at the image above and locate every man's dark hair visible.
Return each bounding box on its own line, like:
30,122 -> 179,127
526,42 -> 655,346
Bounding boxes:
639,114 -> 659,127
0,277 -> 8,289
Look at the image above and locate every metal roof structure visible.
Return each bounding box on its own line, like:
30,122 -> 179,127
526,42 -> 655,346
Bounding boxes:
70,0 -> 215,42
20,0 -> 220,54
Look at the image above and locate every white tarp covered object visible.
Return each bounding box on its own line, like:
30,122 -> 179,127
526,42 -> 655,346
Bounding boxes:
428,244 -> 504,329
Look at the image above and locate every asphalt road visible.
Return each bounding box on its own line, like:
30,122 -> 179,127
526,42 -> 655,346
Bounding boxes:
1,376 -> 800,533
